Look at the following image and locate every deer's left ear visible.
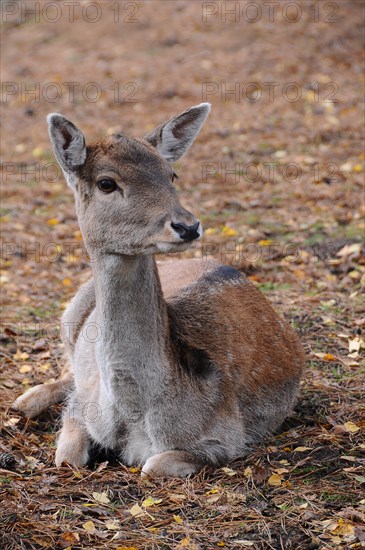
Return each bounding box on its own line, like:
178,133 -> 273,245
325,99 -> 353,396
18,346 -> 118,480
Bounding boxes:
144,103 -> 211,163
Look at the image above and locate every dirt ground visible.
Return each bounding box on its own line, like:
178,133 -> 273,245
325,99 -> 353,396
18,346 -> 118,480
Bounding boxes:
1,1 -> 364,548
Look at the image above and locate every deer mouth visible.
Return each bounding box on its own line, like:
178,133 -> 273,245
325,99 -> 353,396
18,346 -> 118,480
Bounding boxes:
157,240 -> 194,253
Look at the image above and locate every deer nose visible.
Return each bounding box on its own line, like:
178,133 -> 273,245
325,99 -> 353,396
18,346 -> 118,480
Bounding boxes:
171,221 -> 200,242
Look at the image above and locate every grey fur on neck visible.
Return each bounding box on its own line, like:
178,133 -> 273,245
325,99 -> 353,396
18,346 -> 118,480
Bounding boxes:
92,253 -> 172,398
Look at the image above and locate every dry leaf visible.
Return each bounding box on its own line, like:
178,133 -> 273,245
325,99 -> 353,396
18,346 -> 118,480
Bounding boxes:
46,218 -> 59,226
221,225 -> 238,237
173,514 -> 183,524
93,461 -> 108,473
353,475 -> 365,484
348,337 -> 363,353
206,495 -> 220,504
268,473 -> 282,486
13,350 -> 29,360
169,493 -> 186,503
332,518 -> 355,536
293,446 -> 312,452
221,467 -> 236,476
82,520 -> 95,532
142,496 -> 163,507
19,365 -> 32,373
205,488 -> 219,495
129,504 -> 146,517
322,353 -> 337,362
92,491 -> 110,504
275,467 -> 289,475
59,531 -> 80,545
105,521 -> 120,530
343,422 -> 360,434
4,417 -> 20,427
252,464 -> 271,483
179,539 -> 192,548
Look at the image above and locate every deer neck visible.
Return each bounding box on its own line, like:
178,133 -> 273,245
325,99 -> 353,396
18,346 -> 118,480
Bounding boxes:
91,253 -> 171,392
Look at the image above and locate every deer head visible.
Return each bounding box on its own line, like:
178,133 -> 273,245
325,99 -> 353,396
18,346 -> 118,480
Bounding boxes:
47,103 -> 211,256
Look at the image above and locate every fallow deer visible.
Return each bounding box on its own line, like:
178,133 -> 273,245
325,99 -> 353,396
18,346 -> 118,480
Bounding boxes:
13,104 -> 305,477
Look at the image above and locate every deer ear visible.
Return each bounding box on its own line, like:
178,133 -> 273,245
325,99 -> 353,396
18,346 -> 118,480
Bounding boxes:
47,114 -> 87,184
144,103 -> 211,163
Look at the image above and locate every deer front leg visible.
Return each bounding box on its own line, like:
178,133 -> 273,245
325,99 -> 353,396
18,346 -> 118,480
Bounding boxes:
12,363 -> 73,418
55,414 -> 90,467
141,450 -> 202,479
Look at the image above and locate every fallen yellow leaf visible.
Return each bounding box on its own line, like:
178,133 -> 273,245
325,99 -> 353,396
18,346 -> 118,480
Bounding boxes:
332,518 -> 355,536
173,514 -> 183,524
46,218 -> 59,226
343,421 -> 360,433
268,473 -> 282,486
13,350 -> 29,360
82,520 -> 95,532
221,225 -> 238,237
19,365 -> 32,373
179,539 -> 191,548
40,363 -> 51,371
205,488 -> 219,495
142,496 -> 163,507
32,146 -> 44,158
322,353 -> 337,362
62,278 -> 72,287
258,239 -> 274,247
275,468 -> 289,475
293,446 -> 312,452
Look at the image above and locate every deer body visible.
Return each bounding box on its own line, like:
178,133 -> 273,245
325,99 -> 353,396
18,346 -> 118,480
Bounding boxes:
13,104 -> 305,477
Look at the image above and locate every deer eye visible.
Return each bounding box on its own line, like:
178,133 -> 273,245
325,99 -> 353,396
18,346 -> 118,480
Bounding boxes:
97,178 -> 117,193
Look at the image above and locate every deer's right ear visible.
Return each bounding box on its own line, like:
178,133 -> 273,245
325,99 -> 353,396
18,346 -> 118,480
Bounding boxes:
47,114 -> 87,185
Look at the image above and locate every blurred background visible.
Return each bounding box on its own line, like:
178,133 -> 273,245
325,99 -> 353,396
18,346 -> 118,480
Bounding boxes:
1,1 -> 364,548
